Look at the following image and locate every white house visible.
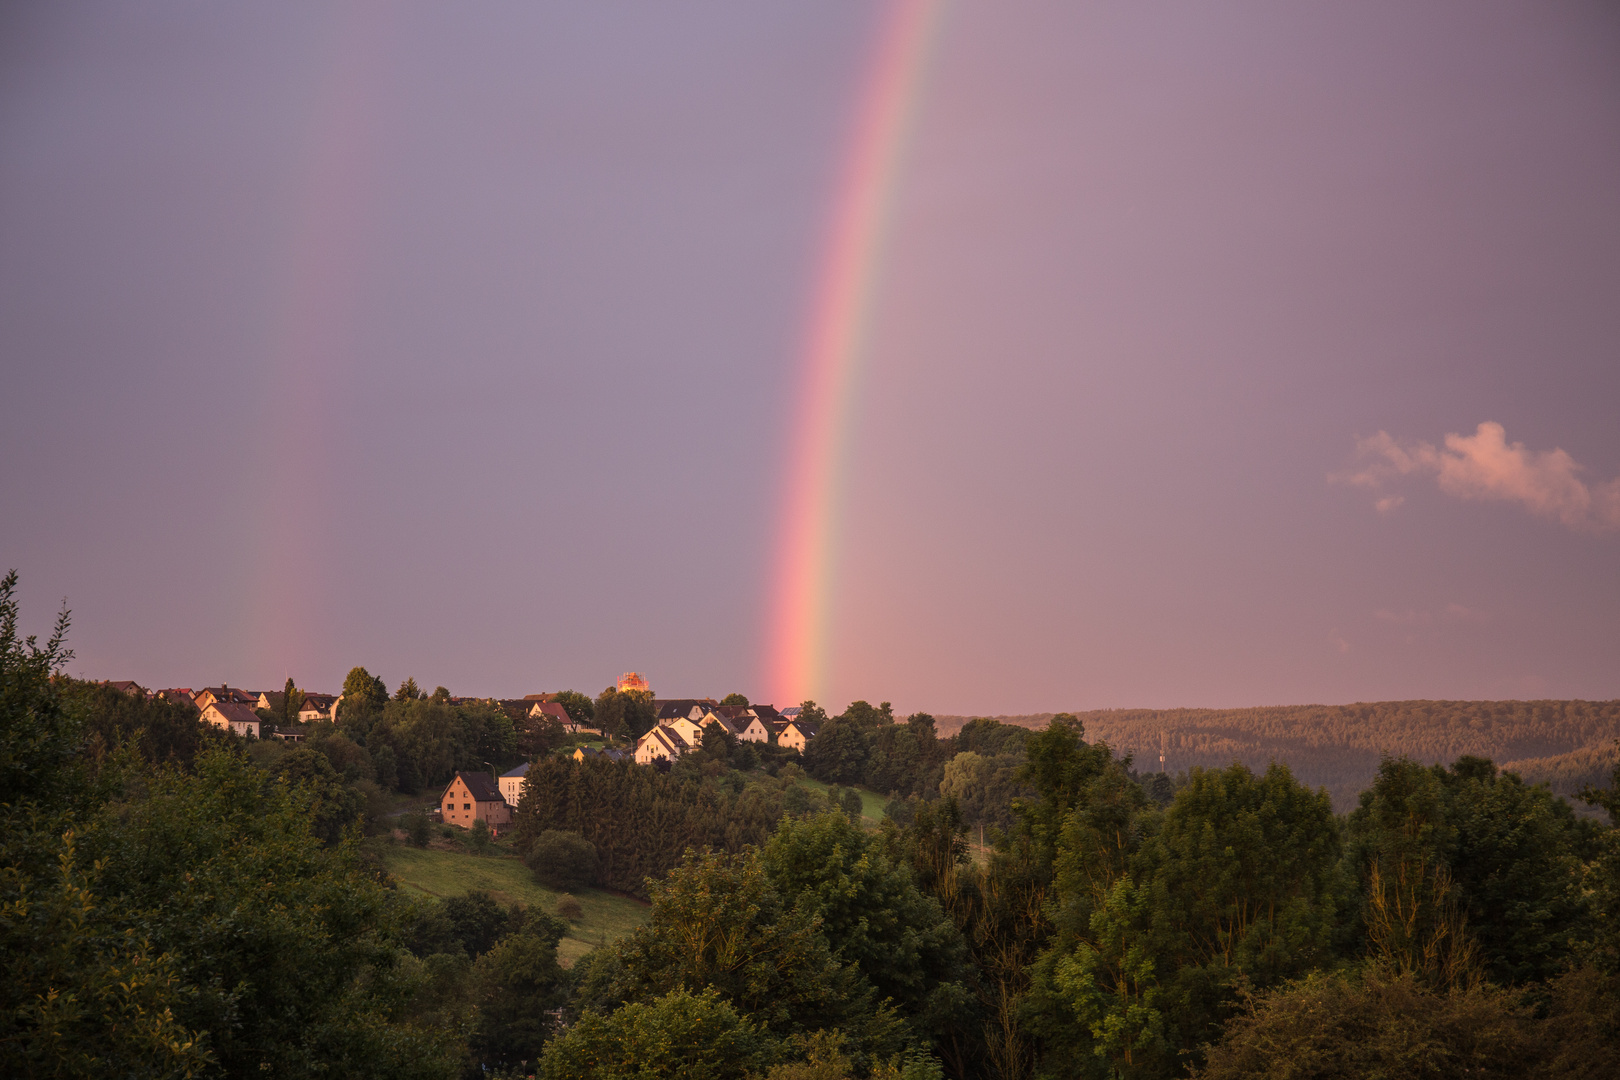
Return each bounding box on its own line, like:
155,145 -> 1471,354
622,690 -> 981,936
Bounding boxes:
635,725 -> 691,764
737,715 -> 776,743
499,762 -> 530,805
201,701 -> 260,739
778,717 -> 819,753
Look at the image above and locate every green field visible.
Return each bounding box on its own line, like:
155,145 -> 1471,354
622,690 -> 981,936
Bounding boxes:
376,841 -> 649,966
793,776 -> 888,822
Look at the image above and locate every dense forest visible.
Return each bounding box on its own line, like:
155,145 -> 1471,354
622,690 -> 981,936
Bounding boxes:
6,572 -> 1620,1079
937,701 -> 1620,811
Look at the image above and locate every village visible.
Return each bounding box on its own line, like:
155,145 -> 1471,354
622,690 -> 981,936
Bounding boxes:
108,672 -> 821,832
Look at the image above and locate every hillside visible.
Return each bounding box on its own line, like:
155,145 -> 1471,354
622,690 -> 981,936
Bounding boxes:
935,699 -> 1620,812
376,840 -> 649,966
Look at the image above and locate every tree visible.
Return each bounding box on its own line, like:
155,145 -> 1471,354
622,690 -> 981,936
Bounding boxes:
395,676 -> 424,701
86,748 -> 462,1078
0,571 -> 212,1079
1194,969 -> 1540,1080
269,745 -> 365,844
604,848 -> 905,1059
722,693 -> 750,708
470,916 -> 572,1070
526,830 -> 599,891
540,988 -> 774,1080
440,890 -> 511,959
762,812 -> 974,1051
553,690 -> 595,726
338,666 -> 388,735
281,676 -> 302,728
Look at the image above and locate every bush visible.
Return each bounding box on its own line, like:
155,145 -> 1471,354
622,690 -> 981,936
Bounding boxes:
469,818 -> 493,854
402,812 -> 431,847
526,830 -> 598,891
556,894 -> 583,922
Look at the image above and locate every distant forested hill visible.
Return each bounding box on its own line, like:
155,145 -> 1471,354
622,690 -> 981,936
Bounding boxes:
934,700 -> 1620,812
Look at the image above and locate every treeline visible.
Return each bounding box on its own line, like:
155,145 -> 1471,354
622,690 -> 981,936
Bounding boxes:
509,755 -> 787,897
937,700 -> 1620,810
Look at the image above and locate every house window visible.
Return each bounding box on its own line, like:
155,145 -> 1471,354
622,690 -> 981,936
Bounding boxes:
464,803 -> 471,810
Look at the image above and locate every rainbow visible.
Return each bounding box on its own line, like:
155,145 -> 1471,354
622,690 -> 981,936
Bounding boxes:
764,0 -> 946,706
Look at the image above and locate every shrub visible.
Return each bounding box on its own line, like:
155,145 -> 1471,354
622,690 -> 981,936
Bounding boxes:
556,894 -> 583,922
526,830 -> 598,891
403,812 -> 431,847
469,818 -> 493,854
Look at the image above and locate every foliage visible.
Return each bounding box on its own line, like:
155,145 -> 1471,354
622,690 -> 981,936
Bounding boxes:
1346,756 -> 1590,987
510,756 -> 783,898
553,689 -> 595,725
527,829 -> 600,891
762,811 -> 975,1052
62,679 -> 210,769
469,916 -> 572,1070
539,987 -> 774,1080
84,749 -> 463,1079
598,847 -> 907,1065
722,693 -> 750,708
595,687 -> 657,740
937,700 -> 1620,812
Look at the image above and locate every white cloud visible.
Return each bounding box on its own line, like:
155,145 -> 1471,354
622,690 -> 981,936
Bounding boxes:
1334,421 -> 1620,533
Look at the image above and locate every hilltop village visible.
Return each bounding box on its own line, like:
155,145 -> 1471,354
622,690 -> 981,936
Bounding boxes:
108,671 -> 820,830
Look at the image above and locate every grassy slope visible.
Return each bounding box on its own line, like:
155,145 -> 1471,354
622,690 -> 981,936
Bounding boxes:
793,775 -> 888,823
377,840 -> 649,966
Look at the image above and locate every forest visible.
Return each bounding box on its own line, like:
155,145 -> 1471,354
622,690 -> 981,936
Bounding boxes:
937,701 -> 1620,812
5,572 -> 1620,1079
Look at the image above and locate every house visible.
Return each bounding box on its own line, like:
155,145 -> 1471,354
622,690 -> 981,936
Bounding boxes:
194,686 -> 257,712
100,680 -> 144,696
635,725 -> 691,765
735,704 -> 785,743
617,672 -> 650,693
440,771 -> 510,830
255,691 -> 337,723
778,717 -> 820,753
665,714 -> 708,747
298,694 -> 337,722
654,699 -> 717,724
528,699 -> 580,731
200,701 -> 261,739
499,763 -> 530,805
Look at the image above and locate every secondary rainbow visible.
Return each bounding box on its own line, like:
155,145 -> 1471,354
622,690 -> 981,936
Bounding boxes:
764,0 -> 946,706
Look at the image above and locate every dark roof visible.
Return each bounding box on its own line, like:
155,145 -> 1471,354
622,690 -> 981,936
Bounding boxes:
301,693 -> 337,708
501,762 -> 531,778
102,680 -> 143,695
600,748 -> 630,762
208,701 -> 261,726
199,685 -> 256,705
750,704 -> 783,723
788,719 -> 820,738
453,771 -> 504,803
656,699 -> 716,720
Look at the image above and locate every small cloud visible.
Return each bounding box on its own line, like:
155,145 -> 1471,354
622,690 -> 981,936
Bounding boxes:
1443,603 -> 1488,624
1333,421 -> 1620,533
1330,630 -> 1351,654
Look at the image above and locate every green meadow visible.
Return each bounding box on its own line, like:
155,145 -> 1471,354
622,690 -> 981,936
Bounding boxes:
376,841 -> 649,966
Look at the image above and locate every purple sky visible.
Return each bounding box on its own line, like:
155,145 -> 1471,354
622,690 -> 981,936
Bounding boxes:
3,2 -> 1618,715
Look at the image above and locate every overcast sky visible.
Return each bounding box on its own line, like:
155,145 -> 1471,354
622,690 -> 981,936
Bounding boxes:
3,1 -> 1618,714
